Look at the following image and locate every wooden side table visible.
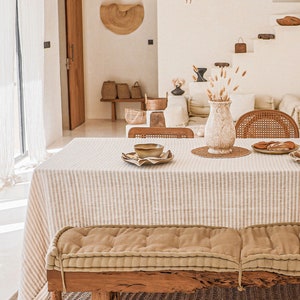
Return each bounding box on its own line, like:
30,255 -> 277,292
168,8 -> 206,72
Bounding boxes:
100,98 -> 146,121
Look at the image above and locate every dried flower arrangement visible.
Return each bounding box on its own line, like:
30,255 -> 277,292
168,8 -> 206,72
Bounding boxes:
172,78 -> 185,88
207,66 -> 247,102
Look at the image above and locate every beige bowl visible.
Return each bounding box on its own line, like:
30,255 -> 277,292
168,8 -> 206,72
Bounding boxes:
134,143 -> 164,158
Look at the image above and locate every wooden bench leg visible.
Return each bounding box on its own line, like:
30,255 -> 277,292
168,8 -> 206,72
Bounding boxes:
51,291 -> 62,300
111,292 -> 120,300
111,102 -> 116,121
92,291 -> 113,300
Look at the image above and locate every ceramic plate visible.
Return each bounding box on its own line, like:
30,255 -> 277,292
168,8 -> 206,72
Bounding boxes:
251,144 -> 299,155
122,150 -> 174,166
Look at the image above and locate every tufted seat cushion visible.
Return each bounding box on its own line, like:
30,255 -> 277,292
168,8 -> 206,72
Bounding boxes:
46,225 -> 241,273
241,224 -> 300,276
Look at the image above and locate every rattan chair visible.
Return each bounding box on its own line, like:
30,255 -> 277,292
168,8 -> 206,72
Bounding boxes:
128,127 -> 194,138
235,109 -> 299,138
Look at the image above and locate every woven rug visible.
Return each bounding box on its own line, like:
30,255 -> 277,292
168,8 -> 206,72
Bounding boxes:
63,284 -> 300,300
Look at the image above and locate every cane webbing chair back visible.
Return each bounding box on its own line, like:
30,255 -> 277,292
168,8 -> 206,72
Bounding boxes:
128,127 -> 194,138
235,110 -> 299,138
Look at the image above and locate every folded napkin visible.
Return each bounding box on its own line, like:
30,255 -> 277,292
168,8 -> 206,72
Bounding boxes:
122,150 -> 173,166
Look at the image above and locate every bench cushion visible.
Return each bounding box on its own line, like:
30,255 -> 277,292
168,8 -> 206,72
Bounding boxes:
46,225 -> 241,273
241,224 -> 300,276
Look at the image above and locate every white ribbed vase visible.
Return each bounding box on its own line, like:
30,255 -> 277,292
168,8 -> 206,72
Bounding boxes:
204,100 -> 236,154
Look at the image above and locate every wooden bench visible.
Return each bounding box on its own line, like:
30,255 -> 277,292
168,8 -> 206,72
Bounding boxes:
100,98 -> 146,121
46,224 -> 300,299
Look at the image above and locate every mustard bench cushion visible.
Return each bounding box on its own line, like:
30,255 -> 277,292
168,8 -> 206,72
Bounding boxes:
241,224 -> 300,276
46,225 -> 241,273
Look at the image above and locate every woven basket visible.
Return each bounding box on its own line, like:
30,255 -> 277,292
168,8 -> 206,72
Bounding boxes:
125,108 -> 146,124
131,81 -> 142,99
117,83 -> 131,99
101,81 -> 117,99
145,96 -> 168,110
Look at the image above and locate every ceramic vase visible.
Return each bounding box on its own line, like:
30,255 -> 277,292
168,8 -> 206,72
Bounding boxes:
194,67 -> 207,82
204,100 -> 236,154
171,86 -> 184,96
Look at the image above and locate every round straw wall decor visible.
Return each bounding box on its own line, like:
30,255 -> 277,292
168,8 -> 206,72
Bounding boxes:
100,3 -> 144,35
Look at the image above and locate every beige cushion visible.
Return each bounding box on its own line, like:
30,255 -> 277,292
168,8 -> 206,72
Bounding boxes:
254,95 -> 274,110
241,224 -> 300,276
187,98 -> 210,117
229,93 -> 255,121
46,225 -> 241,273
187,116 -> 208,126
46,223 -> 300,279
279,94 -> 300,125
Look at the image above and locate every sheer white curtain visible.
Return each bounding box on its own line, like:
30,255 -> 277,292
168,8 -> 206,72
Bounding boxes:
0,1 -> 17,189
18,0 -> 47,164
0,0 -> 47,190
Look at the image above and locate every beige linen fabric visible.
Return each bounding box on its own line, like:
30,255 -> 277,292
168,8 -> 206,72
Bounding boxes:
47,224 -> 300,280
19,138 -> 300,299
241,223 -> 300,276
46,223 -> 300,292
46,225 -> 241,272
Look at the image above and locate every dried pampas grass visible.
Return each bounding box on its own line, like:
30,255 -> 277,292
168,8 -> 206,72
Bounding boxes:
207,66 -> 246,102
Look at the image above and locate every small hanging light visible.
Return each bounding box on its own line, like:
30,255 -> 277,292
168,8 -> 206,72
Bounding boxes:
186,0 -> 192,3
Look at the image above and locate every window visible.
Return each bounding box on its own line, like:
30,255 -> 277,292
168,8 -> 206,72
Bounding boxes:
14,1 -> 26,161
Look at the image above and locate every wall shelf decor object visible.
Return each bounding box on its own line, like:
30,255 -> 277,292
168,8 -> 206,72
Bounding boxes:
100,3 -> 144,35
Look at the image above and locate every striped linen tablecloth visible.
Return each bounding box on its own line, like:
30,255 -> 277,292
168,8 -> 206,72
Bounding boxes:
18,137 -> 300,299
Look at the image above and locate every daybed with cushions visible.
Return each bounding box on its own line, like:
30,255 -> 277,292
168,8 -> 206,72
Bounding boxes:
125,89 -> 300,137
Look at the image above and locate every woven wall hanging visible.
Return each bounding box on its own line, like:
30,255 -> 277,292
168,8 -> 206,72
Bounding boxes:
100,3 -> 144,35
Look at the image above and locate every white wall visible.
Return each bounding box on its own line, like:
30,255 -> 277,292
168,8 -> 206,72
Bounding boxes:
82,0 -> 158,120
44,0 -> 63,146
157,0 -> 300,97
43,0 -> 300,142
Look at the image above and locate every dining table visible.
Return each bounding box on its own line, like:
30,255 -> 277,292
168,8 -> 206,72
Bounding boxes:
18,137 -> 300,299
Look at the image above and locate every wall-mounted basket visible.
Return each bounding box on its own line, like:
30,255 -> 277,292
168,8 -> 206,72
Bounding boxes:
100,3 -> 144,35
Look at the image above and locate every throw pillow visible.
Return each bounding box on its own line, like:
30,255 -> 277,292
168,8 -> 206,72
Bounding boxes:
229,93 -> 255,121
254,95 -> 274,110
187,96 -> 210,117
279,94 -> 300,116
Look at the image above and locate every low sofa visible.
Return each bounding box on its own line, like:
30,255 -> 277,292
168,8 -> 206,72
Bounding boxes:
126,90 -> 300,137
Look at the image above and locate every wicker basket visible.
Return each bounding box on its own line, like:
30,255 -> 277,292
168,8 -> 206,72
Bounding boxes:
125,108 -> 146,124
145,94 -> 168,110
101,81 -> 117,99
131,81 -> 142,99
117,83 -> 131,99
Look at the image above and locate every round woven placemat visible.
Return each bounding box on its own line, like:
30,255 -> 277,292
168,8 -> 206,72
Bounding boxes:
191,146 -> 251,158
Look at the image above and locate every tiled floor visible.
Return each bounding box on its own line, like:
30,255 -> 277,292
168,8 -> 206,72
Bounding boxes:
0,119 -> 126,300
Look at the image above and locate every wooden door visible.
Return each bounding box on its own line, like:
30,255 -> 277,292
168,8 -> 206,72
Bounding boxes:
65,0 -> 85,129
